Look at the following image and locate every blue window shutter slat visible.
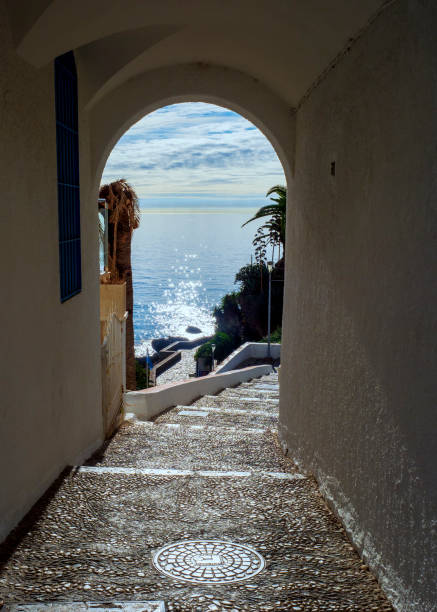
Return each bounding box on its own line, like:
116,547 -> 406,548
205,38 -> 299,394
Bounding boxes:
55,51 -> 81,302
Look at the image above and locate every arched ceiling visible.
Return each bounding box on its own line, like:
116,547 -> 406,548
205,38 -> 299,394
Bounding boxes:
6,0 -> 388,108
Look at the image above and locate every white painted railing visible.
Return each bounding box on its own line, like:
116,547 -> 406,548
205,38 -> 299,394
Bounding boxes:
125,364 -> 273,420
214,342 -> 281,374
101,311 -> 128,437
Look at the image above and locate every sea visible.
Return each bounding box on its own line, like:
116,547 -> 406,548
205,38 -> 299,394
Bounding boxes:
131,198 -> 265,356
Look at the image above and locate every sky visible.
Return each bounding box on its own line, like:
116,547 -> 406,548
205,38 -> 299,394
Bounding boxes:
101,102 -> 285,202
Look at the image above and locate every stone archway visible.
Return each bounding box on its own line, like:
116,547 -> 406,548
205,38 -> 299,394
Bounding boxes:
87,63 -> 295,197
91,64 -> 294,398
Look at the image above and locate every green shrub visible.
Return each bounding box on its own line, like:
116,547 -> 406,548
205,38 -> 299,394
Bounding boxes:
235,263 -> 268,295
194,332 -> 235,363
213,292 -> 242,345
135,359 -> 150,390
260,326 -> 282,343
202,260 -> 284,361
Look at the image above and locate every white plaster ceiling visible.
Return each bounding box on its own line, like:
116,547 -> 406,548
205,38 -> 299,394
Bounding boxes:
6,0 -> 388,107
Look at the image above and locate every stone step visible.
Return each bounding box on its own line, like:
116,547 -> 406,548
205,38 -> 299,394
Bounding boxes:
202,394 -> 278,404
154,407 -> 277,429
84,422 -> 288,473
190,395 -> 279,409
237,384 -> 279,393
129,420 -> 270,434
79,466 -> 305,480
177,404 -> 278,414
215,393 -> 279,402
217,388 -> 279,398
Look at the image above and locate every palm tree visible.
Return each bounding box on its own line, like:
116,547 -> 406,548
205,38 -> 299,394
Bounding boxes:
99,179 -> 140,390
242,184 -> 286,247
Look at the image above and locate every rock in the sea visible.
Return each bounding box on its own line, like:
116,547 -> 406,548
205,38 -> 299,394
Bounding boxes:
186,325 -> 202,334
151,336 -> 188,352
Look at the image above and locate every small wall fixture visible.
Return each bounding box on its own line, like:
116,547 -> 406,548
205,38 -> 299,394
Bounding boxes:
330,161 -> 336,176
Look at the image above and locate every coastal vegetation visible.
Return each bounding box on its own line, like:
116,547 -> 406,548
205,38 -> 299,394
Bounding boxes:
261,326 -> 282,344
195,185 -> 286,366
135,359 -> 150,389
243,184 -> 286,262
194,331 -> 235,364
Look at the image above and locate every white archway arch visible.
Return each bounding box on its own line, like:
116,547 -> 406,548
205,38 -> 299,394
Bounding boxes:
88,63 -> 296,195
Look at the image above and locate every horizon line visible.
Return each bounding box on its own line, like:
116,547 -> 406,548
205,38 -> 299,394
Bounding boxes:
139,206 -> 259,214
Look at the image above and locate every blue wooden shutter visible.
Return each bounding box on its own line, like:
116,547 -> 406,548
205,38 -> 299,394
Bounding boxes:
55,51 -> 82,302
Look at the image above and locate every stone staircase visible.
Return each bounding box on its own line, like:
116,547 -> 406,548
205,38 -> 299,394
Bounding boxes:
0,373 -> 393,611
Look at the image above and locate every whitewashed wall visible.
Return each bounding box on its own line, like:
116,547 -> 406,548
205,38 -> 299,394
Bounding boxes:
0,5 -> 102,542
101,312 -> 127,437
280,2 -> 437,610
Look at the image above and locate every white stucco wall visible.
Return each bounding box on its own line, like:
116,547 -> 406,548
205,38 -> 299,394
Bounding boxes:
279,1 -> 437,610
0,4 -> 103,542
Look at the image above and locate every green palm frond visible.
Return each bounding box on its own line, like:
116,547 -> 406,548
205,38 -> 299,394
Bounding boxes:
242,184 -> 287,246
241,204 -> 283,227
266,184 -> 286,200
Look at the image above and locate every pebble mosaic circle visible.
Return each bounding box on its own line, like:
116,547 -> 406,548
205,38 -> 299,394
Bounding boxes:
152,540 -> 265,584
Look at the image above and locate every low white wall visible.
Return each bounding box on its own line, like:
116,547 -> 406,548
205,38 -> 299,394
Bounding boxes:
215,342 -> 281,374
101,312 -> 127,438
125,364 -> 272,420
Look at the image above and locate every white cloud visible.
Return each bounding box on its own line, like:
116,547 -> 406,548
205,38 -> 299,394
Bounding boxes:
101,103 -> 285,198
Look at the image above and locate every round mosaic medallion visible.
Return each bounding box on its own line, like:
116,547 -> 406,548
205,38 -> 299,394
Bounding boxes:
152,540 -> 265,584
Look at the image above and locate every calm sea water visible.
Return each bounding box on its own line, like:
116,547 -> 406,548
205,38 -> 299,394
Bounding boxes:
132,201 -> 263,356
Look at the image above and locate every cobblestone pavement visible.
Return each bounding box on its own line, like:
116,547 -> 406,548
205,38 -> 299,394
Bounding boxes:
156,349 -> 197,386
0,373 -> 394,611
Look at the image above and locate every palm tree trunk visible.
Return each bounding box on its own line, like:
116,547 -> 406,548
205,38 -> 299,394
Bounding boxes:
100,180 -> 140,391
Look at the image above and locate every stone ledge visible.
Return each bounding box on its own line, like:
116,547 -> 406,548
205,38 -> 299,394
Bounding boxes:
214,342 -> 281,374
125,365 -> 272,420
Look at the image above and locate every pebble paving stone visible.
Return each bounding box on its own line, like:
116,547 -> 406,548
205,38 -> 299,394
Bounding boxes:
7,603 -> 165,611
154,400 -> 278,429
218,388 -> 279,399
0,373 -> 394,611
191,394 -> 279,407
84,424 -> 289,473
156,349 -> 197,386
